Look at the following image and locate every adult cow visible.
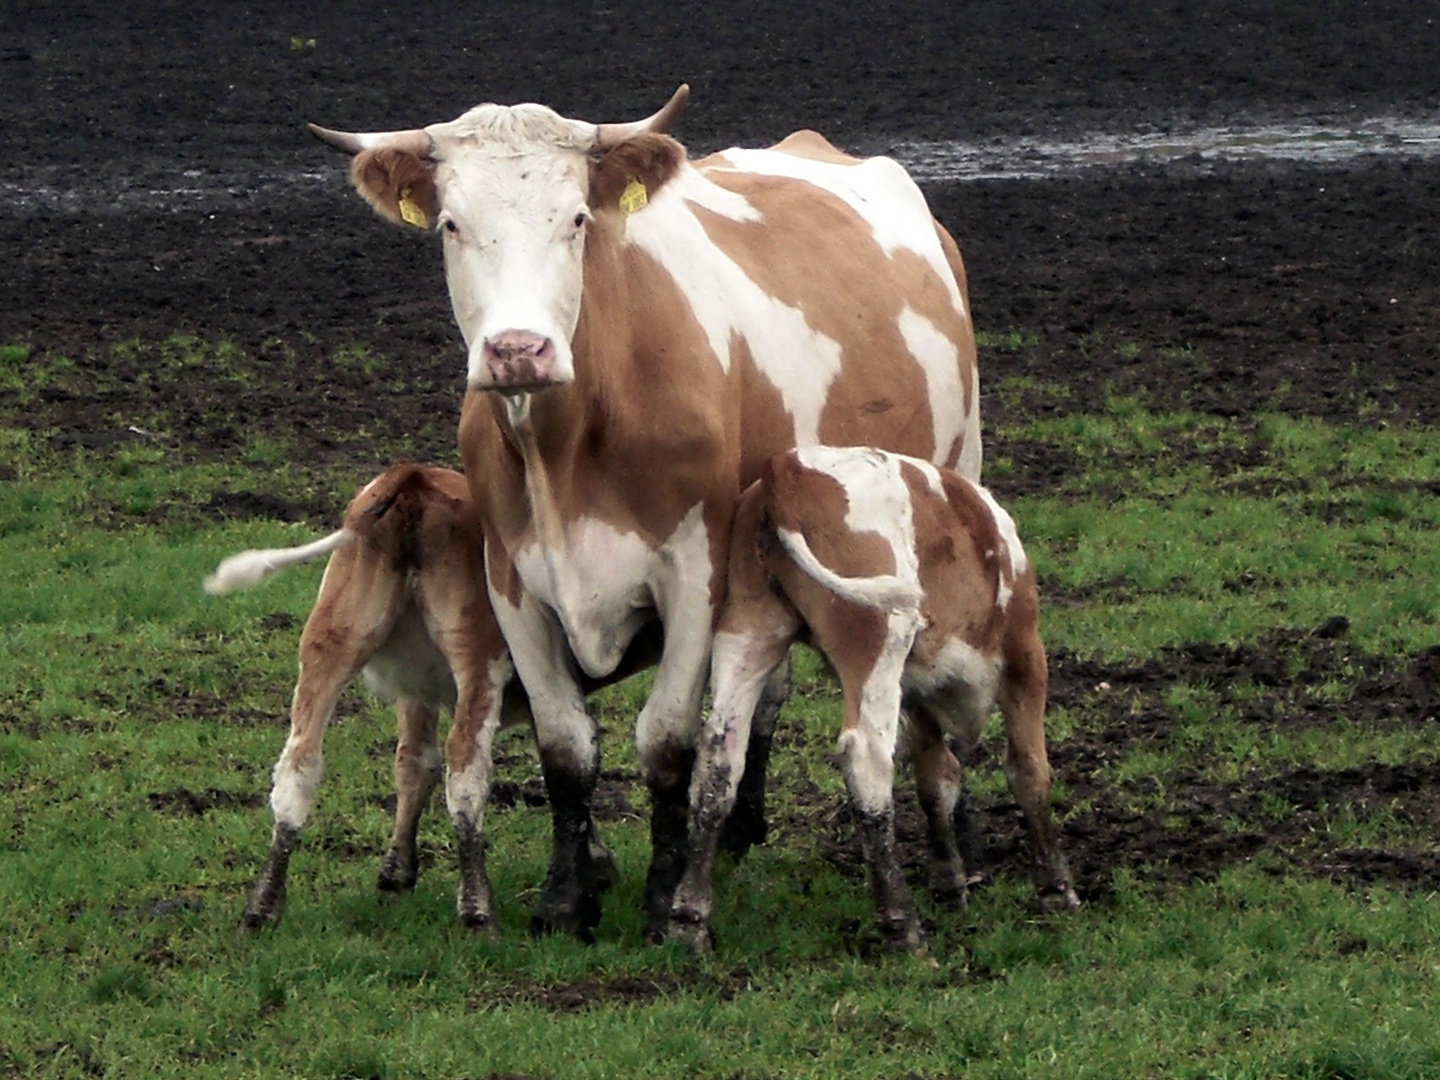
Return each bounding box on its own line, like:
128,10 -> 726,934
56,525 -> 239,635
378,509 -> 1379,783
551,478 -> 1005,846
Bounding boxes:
309,85 -> 979,941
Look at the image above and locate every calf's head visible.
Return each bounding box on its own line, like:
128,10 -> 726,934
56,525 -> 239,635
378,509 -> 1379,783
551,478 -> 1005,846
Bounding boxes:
309,86 -> 689,396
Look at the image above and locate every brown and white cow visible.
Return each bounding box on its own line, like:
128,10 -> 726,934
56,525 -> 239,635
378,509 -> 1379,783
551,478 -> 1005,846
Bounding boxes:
670,446 -> 1079,955
207,463 -> 614,932
308,86 -> 980,940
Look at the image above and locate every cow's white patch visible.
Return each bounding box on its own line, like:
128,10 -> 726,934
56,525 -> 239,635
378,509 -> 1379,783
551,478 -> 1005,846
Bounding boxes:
632,503 -> 715,770
270,741 -> 324,829
837,606 -> 920,814
360,606 -> 458,708
905,638 -> 1003,749
484,577 -> 596,770
628,168 -> 844,444
907,457 -> 947,497
513,514 -> 655,679
431,137 -> 590,390
794,445 -> 922,588
713,148 -> 967,316
972,484 -> 1027,611
896,307 -> 970,472
444,656 -> 511,822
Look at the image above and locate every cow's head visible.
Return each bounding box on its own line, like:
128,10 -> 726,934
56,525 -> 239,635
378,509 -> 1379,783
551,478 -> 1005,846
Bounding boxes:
309,86 -> 690,395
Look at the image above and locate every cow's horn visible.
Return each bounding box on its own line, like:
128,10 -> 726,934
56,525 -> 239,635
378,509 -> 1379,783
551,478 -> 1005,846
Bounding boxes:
306,124 -> 435,158
591,84 -> 690,150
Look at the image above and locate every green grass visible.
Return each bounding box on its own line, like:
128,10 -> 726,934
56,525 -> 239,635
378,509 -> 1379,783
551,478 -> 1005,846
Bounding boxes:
2,335 -> 1439,1077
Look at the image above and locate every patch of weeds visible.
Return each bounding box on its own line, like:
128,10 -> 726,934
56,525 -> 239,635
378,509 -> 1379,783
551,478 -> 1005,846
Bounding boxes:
975,327 -> 1040,352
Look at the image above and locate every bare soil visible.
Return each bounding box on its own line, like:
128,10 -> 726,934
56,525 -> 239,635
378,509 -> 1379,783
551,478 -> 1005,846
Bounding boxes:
5,0 -> 1440,982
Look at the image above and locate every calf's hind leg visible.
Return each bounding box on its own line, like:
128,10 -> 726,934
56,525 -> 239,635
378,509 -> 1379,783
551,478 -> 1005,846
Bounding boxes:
243,550 -> 402,929
997,616 -> 1079,910
828,607 -> 928,955
378,697 -> 442,894
908,705 -> 980,905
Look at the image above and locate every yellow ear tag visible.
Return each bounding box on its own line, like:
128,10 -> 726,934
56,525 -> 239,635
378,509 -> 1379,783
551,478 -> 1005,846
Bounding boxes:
619,178 -> 648,216
397,187 -> 429,229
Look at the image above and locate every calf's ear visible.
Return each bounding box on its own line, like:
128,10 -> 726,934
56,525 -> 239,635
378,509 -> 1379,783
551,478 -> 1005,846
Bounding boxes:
351,148 -> 439,229
590,133 -> 686,215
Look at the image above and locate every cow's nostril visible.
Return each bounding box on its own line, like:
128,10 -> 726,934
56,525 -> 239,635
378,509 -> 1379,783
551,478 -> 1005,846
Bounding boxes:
485,331 -> 552,362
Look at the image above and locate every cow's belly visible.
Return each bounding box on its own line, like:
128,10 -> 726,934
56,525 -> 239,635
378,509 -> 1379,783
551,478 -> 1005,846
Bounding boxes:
514,516 -> 661,679
361,605 -> 458,709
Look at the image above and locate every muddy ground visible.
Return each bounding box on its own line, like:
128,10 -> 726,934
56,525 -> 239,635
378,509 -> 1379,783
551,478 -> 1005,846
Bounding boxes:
5,0 -> 1440,935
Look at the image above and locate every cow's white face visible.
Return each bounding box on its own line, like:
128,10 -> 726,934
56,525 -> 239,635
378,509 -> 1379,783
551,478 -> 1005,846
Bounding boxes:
434,140 -> 592,394
320,89 -> 690,394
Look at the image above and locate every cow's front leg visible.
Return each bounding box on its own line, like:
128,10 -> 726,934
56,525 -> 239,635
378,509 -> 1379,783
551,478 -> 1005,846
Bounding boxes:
633,623 -> 711,943
532,717 -> 603,941
493,593 -> 605,940
638,518 -> 747,942
378,697 -> 442,894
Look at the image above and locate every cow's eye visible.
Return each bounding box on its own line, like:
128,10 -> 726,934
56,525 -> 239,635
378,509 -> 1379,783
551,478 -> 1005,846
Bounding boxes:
443,218 -> 459,235
573,211 -> 588,229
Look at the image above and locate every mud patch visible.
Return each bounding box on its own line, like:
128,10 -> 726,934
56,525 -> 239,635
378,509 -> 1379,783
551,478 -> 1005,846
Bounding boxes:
147,787 -> 263,816
471,967 -> 752,1014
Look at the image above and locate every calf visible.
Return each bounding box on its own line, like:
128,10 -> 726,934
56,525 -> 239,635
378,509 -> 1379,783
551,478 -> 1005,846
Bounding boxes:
668,446 -> 1079,955
207,463 -> 608,931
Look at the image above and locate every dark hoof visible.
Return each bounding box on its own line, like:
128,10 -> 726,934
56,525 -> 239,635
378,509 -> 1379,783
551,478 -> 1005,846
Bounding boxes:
459,910 -> 499,939
1039,883 -> 1081,913
717,807 -> 767,861
529,892 -> 601,944
241,891 -> 284,930
377,852 -> 418,894
877,913 -> 928,957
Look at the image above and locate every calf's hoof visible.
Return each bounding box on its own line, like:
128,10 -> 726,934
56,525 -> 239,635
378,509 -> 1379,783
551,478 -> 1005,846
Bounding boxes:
1039,882 -> 1081,913
241,889 -> 285,931
377,851 -> 418,894
459,909 -> 500,940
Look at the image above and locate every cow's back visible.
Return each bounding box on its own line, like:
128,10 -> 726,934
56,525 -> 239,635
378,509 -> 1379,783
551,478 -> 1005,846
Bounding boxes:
628,134 -> 979,484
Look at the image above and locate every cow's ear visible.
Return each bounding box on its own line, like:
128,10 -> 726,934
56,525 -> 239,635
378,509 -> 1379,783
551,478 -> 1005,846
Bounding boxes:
351,147 -> 439,230
590,133 -> 686,214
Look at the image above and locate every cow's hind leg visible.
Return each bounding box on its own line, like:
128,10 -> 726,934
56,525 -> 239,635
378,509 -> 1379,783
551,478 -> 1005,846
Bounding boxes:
444,677 -> 508,934
832,611 -> 927,955
908,705 -> 979,905
243,634 -> 372,928
243,549 -> 400,929
669,616 -> 797,954
718,656 -> 789,859
378,697 -> 441,894
999,621 -> 1079,911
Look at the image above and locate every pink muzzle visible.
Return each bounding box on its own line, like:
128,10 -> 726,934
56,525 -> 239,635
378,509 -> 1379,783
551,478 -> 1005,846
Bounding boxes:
482,331 -> 557,390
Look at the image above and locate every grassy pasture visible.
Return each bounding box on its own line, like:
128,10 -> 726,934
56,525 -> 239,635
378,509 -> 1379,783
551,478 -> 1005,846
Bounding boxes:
1,334 -> 1438,1078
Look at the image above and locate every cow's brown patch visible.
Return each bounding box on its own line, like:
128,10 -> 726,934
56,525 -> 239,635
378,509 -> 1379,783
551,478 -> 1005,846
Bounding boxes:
589,133 -> 687,216
690,168 -> 972,467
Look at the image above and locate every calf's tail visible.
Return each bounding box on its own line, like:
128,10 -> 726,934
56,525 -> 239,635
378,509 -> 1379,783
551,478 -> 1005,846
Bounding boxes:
204,530 -> 356,594
773,526 -> 923,612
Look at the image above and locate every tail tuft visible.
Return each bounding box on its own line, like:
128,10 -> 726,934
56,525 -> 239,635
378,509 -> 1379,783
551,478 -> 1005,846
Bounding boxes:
204,529 -> 356,594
